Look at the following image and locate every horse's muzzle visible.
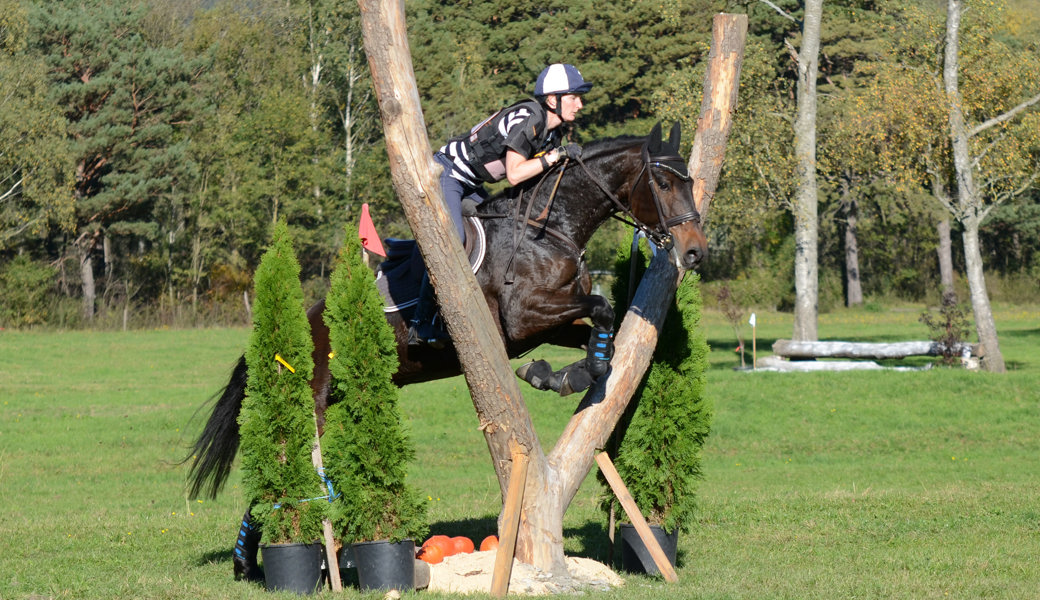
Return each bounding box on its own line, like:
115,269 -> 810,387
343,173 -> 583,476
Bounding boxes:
672,243 -> 706,271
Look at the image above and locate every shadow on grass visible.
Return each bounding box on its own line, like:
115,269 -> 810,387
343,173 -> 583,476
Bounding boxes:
1000,327 -> 1040,339
198,548 -> 233,567
564,520 -> 612,564
428,514 -> 499,544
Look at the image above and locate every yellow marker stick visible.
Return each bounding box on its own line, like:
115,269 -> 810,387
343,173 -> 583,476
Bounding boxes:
274,354 -> 296,373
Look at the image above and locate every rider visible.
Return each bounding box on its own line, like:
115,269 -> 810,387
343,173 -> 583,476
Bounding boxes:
408,63 -> 592,348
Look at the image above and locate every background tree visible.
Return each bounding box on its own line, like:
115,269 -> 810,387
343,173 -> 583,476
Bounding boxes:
29,0 -> 201,322
941,0 -> 1039,373
0,0 -> 73,249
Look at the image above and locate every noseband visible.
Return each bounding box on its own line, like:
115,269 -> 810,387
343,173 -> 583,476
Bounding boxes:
575,145 -> 700,251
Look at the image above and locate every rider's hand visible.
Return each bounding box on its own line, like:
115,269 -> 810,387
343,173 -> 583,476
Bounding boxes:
557,143 -> 582,161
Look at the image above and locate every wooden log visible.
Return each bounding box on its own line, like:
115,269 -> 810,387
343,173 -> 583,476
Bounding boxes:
595,452 -> 679,583
772,339 -> 971,360
490,450 -> 530,597
687,13 -> 748,220
356,0 -> 538,476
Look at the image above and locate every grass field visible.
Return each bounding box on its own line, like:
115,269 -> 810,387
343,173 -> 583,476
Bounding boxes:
1,303 -> 1039,599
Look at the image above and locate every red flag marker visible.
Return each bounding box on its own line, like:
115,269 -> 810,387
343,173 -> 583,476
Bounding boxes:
358,203 -> 386,256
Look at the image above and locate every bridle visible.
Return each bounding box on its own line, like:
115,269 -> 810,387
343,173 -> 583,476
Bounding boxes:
573,144 -> 700,251
503,140 -> 701,283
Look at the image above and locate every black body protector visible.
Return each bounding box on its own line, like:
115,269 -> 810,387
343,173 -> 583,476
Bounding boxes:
439,100 -> 560,187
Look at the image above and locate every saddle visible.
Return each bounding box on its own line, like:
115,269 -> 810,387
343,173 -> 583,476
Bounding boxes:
374,216 -> 487,314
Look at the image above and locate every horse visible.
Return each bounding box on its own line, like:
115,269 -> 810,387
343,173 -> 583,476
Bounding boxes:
184,122 -> 706,579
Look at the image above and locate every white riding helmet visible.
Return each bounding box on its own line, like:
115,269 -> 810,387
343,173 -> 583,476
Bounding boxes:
534,63 -> 593,97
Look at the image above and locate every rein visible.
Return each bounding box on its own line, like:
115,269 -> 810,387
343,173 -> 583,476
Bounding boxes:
572,146 -> 697,251
502,139 -> 698,283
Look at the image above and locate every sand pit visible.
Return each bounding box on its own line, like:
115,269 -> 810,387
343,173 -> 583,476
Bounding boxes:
425,550 -> 624,595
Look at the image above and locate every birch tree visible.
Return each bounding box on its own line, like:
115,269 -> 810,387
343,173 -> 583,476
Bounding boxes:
942,0 -> 1040,372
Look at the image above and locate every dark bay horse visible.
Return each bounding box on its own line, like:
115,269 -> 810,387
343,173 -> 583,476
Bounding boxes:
186,122 -> 706,504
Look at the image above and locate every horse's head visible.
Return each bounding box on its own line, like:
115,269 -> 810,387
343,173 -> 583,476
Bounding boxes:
629,122 -> 708,271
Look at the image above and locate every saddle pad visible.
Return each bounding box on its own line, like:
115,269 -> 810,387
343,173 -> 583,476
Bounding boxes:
375,216 -> 487,313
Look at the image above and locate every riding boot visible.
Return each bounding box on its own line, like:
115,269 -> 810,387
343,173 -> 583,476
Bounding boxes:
407,274 -> 448,349
233,508 -> 263,582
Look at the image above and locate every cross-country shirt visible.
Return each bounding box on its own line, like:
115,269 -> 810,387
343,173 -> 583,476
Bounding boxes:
439,100 -> 560,187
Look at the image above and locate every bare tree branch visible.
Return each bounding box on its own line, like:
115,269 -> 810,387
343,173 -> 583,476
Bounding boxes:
968,91 -> 1040,138
0,177 -> 22,203
759,0 -> 799,24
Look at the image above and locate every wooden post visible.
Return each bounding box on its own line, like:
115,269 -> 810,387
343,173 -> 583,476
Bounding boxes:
311,417 -> 341,592
490,449 -> 530,597
595,453 -> 678,583
750,312 -> 757,370
687,13 -> 748,221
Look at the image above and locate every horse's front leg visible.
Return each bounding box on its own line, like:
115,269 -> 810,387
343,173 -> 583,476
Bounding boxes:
582,295 -> 615,379
513,291 -> 615,396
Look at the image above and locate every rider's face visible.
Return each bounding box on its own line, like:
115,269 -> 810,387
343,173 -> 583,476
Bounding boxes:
558,94 -> 584,122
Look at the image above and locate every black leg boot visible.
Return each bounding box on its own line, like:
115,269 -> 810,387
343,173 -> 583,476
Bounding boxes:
233,508 -> 263,582
407,273 -> 448,349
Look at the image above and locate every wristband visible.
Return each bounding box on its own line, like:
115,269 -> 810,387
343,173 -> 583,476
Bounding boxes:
539,155 -> 549,170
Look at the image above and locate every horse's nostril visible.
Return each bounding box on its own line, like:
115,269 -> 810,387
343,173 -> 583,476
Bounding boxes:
686,247 -> 705,269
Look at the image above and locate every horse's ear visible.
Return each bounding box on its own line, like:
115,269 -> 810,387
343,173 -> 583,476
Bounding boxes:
668,122 -> 681,151
647,122 -> 663,154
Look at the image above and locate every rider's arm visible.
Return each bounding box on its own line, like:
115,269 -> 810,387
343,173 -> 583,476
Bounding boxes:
504,147 -> 561,186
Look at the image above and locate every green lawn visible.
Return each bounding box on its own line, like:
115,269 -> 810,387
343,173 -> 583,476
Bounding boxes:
1,304 -> 1038,599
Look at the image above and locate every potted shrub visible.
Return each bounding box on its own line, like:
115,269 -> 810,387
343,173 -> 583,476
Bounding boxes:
320,233 -> 429,592
604,241 -> 713,575
238,222 -> 327,593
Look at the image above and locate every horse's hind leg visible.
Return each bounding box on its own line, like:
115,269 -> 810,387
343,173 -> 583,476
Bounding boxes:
232,507 -> 263,582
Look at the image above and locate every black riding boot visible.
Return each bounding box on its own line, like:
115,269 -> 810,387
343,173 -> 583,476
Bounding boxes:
407,274 -> 448,349
233,508 -> 263,582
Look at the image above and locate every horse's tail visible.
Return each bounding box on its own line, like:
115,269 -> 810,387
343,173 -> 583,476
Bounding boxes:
184,355 -> 248,500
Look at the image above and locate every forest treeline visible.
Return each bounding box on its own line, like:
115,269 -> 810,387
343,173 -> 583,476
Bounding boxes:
1,0 -> 1038,329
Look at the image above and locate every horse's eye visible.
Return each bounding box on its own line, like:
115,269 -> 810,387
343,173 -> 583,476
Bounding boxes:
658,180 -> 670,191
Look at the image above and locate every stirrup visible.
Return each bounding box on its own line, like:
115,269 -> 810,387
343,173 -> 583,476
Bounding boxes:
408,321 -> 448,350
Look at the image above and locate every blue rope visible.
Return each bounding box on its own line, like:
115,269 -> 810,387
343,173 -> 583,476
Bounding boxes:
271,469 -> 340,510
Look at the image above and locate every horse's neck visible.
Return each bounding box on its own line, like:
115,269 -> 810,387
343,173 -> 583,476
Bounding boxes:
550,150 -> 637,248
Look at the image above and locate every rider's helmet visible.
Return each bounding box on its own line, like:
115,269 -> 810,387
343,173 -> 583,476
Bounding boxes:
534,63 -> 593,98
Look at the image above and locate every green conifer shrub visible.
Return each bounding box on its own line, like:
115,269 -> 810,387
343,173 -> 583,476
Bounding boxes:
605,241 -> 713,534
238,222 -> 326,544
320,233 -> 428,543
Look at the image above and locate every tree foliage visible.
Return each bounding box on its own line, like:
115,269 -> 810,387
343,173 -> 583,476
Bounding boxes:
3,0 -> 1039,327
239,221 -> 326,544
320,232 -> 428,544
0,0 -> 73,248
605,242 -> 712,534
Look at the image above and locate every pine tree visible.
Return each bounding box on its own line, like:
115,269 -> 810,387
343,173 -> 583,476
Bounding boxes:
238,221 -> 325,544
321,232 -> 427,543
606,241 -> 712,534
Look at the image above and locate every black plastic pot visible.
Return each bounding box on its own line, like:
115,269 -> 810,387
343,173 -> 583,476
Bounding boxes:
337,544 -> 359,588
261,541 -> 324,594
351,539 -> 415,592
619,523 -> 678,576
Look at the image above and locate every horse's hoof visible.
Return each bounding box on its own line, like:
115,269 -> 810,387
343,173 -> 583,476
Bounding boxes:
233,555 -> 264,583
516,360 -> 553,390
586,358 -> 610,378
556,367 -> 595,396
